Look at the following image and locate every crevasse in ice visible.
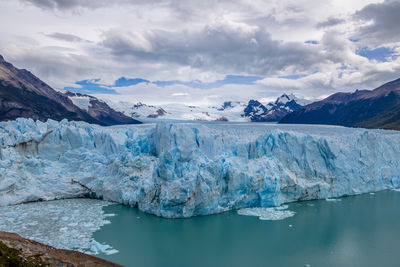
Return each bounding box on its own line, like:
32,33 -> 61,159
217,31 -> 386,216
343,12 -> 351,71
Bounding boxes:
1,118 -> 399,218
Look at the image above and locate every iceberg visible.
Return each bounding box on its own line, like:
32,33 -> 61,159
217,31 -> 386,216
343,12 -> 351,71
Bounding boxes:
1,118 -> 400,218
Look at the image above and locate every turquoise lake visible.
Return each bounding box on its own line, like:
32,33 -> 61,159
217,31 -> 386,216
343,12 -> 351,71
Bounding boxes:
94,190 -> 400,267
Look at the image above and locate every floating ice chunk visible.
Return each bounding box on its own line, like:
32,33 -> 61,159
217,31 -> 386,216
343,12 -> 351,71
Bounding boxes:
0,199 -> 116,255
325,198 -> 342,202
237,206 -> 295,221
91,240 -> 119,255
392,188 -> 400,192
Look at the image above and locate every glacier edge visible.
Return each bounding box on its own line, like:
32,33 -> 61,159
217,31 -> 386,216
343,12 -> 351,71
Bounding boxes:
0,118 -> 399,218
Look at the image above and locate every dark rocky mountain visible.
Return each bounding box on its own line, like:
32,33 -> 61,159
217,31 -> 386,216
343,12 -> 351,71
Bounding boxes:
280,78 -> 400,130
243,94 -> 310,122
243,100 -> 269,121
0,55 -> 140,126
217,101 -> 242,111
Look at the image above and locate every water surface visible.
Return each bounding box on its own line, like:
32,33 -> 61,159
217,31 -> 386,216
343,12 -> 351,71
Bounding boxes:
94,190 -> 400,267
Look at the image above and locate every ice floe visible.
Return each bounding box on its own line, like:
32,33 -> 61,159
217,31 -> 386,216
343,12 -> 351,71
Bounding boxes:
325,198 -> 342,202
237,205 -> 295,221
0,198 -> 117,255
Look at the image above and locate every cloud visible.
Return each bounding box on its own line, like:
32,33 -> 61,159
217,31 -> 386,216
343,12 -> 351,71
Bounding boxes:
353,0 -> 400,45
102,21 -> 324,76
316,17 -> 346,28
3,0 -> 400,105
43,32 -> 90,42
153,75 -> 263,89
20,0 -> 118,10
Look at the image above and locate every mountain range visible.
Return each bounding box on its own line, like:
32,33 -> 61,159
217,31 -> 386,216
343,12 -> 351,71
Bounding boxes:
1,54 -> 400,130
243,94 -> 312,122
107,94 -> 311,122
0,55 -> 140,126
280,78 -> 400,130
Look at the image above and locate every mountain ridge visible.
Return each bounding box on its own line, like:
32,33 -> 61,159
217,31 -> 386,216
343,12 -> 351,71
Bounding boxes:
280,78 -> 400,130
0,55 -> 141,126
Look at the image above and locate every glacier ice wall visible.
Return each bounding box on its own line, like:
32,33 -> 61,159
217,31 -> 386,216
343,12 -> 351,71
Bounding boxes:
1,118 -> 400,218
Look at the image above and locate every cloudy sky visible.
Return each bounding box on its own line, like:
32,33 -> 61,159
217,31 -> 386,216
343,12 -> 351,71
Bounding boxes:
1,0 -> 400,105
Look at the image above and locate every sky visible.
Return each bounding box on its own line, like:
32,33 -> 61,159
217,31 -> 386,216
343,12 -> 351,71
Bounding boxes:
1,0 -> 400,105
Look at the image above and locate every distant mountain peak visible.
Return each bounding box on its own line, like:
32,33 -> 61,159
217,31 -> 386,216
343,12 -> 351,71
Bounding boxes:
243,93 -> 309,122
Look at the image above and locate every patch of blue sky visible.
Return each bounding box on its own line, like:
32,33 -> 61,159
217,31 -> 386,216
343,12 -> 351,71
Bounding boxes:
114,77 -> 150,87
356,46 -> 398,62
65,75 -> 264,94
64,79 -> 118,94
305,40 -> 319,45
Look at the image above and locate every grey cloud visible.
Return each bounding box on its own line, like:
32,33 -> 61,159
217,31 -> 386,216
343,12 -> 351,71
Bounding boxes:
354,0 -> 400,45
316,17 -> 345,29
20,0 -> 109,10
20,0 -> 195,11
5,50 -> 107,89
102,25 -> 325,76
44,32 -> 90,42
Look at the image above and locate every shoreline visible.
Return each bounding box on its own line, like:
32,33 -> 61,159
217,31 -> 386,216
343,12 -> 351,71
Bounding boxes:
0,231 -> 121,267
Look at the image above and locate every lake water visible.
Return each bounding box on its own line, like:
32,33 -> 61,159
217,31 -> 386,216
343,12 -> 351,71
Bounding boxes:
94,190 -> 400,267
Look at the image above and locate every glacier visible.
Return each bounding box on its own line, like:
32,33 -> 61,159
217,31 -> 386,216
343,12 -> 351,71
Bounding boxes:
1,118 -> 400,218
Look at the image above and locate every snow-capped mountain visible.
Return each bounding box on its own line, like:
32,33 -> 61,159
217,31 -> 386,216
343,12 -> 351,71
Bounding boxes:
107,100 -> 248,122
105,101 -> 167,119
243,94 -> 312,122
105,93 -> 310,122
162,102 -> 247,121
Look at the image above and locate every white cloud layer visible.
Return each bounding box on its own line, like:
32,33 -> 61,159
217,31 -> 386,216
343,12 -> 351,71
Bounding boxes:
0,0 -> 399,105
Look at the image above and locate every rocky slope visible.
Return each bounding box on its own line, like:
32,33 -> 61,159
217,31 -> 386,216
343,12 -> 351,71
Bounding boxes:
0,55 -> 140,126
280,78 -> 400,130
0,231 -> 120,267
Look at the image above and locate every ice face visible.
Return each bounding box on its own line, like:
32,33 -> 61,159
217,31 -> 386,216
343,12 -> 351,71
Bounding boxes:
1,118 -> 400,218
0,199 -> 117,255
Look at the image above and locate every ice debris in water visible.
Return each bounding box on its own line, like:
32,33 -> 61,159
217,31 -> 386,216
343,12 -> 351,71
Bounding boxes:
0,199 -> 117,255
325,198 -> 342,202
237,205 -> 295,221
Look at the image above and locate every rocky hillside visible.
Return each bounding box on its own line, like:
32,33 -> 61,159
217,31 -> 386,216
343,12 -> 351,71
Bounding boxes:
0,231 -> 120,267
0,55 -> 140,126
280,78 -> 400,130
